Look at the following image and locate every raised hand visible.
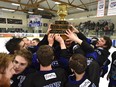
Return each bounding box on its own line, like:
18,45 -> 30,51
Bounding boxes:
70,25 -> 79,33
55,34 -> 64,43
48,34 -> 55,47
65,29 -> 82,45
54,34 -> 66,49
46,23 -> 52,35
65,29 -> 78,41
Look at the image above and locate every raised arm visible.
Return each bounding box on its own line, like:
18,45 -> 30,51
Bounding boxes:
48,34 -> 55,47
71,25 -> 88,41
54,34 -> 66,49
65,29 -> 94,53
65,29 -> 83,45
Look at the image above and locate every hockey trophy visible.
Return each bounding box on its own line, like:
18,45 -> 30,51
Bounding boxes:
50,4 -> 71,40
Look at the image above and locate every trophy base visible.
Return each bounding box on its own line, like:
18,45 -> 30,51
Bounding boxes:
50,20 -> 71,40
60,35 -> 68,40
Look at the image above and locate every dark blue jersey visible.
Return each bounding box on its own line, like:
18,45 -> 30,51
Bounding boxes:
10,68 -> 36,87
22,68 -> 67,87
65,73 -> 97,87
108,51 -> 116,86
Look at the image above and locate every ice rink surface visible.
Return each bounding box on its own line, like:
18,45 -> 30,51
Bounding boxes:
0,37 -> 116,87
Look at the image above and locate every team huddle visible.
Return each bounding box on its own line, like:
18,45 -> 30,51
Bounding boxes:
0,25 -> 115,87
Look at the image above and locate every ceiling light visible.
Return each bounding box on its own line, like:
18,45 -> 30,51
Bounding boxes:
55,2 -> 61,4
28,11 -> 33,14
12,3 -> 20,6
1,8 -> 15,12
69,18 -> 74,20
76,8 -> 85,11
38,8 -> 44,11
8,9 -> 15,11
